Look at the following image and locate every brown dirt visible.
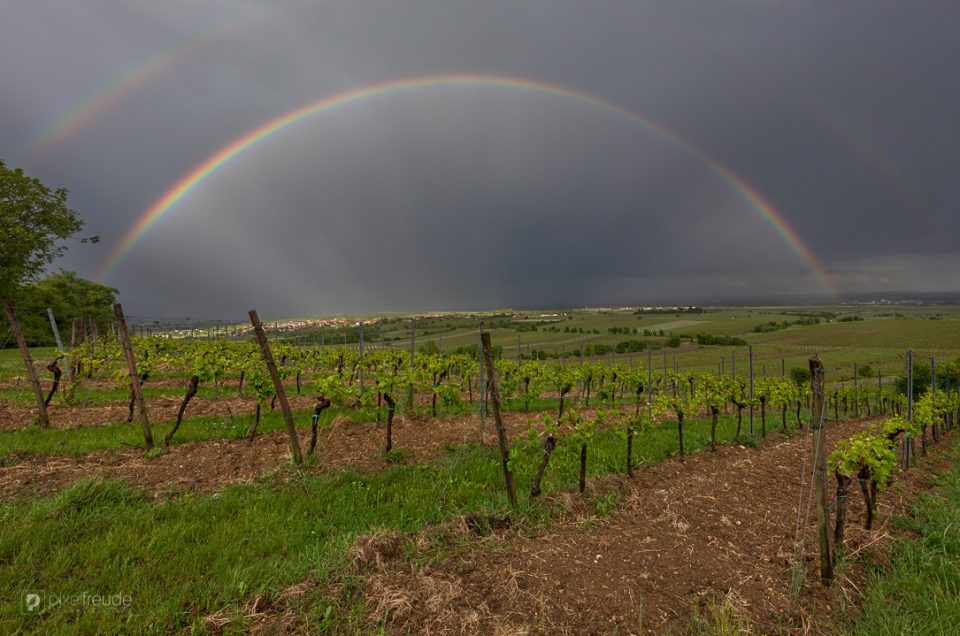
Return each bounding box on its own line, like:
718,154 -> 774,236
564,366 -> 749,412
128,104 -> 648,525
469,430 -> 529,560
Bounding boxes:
0,393 -> 323,430
0,408 -> 562,500
329,419 -> 957,635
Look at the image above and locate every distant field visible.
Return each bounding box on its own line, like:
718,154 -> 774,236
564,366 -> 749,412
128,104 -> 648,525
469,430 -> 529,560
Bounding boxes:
362,305 -> 960,382
3,305 -> 958,387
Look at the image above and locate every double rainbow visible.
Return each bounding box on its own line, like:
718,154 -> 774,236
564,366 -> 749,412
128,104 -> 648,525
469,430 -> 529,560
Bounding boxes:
95,73 -> 837,297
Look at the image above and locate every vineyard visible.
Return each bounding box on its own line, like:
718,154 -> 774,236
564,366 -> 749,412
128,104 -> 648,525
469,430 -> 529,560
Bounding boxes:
2,306 -> 960,633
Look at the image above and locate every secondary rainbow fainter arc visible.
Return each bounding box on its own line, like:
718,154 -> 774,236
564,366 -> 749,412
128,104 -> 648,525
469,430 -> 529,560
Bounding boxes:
24,8 -> 273,165
95,73 -> 838,298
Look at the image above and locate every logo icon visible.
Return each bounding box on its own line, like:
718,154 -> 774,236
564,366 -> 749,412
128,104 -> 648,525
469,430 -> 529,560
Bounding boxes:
25,594 -> 41,612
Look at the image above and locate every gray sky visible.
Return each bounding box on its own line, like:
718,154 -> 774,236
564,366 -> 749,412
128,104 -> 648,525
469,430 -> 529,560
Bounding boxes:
3,0 -> 958,320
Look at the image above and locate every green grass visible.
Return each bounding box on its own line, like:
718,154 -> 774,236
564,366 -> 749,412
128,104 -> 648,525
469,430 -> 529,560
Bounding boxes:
0,411 -> 770,633
840,437 -> 960,635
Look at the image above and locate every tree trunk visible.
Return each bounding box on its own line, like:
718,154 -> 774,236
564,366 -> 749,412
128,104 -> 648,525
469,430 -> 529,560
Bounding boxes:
163,375 -> 199,447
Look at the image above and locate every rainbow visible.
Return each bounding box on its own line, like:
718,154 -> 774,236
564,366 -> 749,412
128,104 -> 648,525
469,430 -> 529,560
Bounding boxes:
96,73 -> 838,297
816,111 -> 929,219
25,9 -> 267,164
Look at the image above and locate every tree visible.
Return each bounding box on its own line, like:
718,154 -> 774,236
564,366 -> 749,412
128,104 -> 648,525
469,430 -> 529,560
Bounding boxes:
1,161 -> 95,297
1,161 -> 96,427
4,271 -> 117,347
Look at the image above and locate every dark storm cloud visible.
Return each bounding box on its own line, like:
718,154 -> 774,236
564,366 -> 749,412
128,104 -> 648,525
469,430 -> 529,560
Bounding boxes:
2,0 -> 958,319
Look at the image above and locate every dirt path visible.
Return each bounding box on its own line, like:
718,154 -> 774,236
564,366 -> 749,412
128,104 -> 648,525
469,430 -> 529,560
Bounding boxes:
346,418 -> 954,634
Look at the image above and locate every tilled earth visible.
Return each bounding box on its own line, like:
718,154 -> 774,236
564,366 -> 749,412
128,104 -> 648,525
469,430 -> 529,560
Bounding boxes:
0,392 -> 320,430
340,419 -> 954,635
0,408 -> 562,499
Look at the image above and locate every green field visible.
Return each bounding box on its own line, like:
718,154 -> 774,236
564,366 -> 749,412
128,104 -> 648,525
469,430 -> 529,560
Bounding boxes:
303,304 -> 960,384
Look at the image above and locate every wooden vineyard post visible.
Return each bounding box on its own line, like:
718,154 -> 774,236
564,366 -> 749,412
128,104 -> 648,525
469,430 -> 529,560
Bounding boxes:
358,321 -> 364,395
481,332 -> 518,509
3,300 -> 50,428
647,344 -> 653,417
478,325 -> 486,431
249,310 -> 303,466
809,357 -> 833,581
408,319 -> 415,411
904,349 -> 914,469
114,303 -> 153,450
46,308 -> 65,351
854,363 -> 860,418
749,345 -> 755,438
46,308 -> 66,399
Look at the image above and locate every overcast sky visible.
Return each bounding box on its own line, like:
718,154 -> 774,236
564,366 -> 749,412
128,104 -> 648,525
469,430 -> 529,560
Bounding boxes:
3,1 -> 958,320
